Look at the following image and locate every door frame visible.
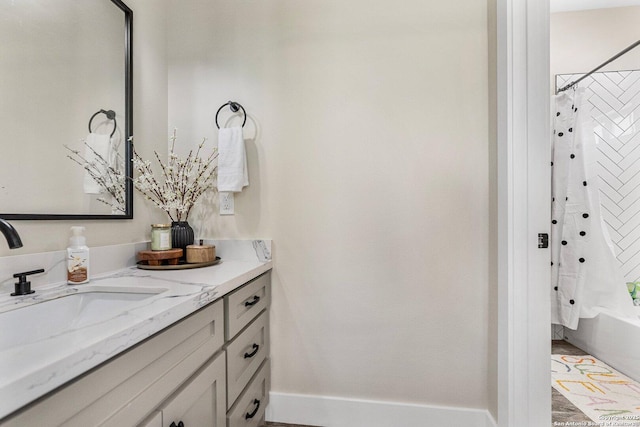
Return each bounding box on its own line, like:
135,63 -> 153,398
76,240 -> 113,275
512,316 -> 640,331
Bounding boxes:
496,0 -> 551,425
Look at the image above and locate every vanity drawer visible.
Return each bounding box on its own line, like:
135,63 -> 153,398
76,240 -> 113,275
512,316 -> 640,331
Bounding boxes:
225,272 -> 270,340
226,310 -> 269,409
227,360 -> 270,427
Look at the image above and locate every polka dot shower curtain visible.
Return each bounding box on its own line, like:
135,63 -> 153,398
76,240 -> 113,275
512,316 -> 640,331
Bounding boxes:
551,87 -> 635,330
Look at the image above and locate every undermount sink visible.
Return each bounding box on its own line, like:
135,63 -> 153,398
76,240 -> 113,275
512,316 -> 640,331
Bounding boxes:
0,286 -> 168,352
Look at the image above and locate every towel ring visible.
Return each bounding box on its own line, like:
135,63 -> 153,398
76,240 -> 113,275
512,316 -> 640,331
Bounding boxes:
88,109 -> 117,138
215,101 -> 246,129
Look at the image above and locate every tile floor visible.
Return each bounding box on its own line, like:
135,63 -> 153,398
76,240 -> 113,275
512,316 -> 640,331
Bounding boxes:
551,340 -> 593,424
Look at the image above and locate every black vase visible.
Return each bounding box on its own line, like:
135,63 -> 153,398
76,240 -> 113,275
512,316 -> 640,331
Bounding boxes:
171,221 -> 194,257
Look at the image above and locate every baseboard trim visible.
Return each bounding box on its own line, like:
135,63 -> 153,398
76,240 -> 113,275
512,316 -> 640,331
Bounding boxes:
266,392 -> 497,427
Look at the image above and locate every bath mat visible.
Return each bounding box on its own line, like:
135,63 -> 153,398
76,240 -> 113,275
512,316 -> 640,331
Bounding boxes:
552,354 -> 640,426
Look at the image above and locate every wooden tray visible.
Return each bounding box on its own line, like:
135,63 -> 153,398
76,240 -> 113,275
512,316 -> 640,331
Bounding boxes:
136,257 -> 221,270
137,249 -> 183,266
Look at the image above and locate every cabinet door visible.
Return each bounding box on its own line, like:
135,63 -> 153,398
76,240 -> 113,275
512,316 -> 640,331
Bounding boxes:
139,412 -> 162,427
161,352 -> 226,427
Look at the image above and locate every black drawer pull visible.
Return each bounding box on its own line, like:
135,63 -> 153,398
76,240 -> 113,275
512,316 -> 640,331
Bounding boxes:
170,422 -> 184,427
244,295 -> 260,307
245,399 -> 261,419
244,343 -> 260,359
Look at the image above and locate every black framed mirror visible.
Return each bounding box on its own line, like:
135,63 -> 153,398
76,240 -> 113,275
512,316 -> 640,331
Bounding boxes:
0,0 -> 133,220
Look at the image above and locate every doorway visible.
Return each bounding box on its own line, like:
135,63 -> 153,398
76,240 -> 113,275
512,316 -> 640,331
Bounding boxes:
549,3 -> 640,423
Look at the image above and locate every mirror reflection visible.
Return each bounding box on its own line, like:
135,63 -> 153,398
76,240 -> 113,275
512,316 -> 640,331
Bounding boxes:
0,0 -> 132,219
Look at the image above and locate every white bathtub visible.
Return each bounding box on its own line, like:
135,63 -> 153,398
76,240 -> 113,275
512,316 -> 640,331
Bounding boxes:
564,307 -> 640,382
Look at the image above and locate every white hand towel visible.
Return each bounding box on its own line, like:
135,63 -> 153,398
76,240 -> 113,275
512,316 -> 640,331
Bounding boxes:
83,133 -> 111,194
217,126 -> 249,192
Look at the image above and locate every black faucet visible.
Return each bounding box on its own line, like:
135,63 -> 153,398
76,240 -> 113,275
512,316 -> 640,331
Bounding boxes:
0,218 -> 23,249
11,269 -> 44,296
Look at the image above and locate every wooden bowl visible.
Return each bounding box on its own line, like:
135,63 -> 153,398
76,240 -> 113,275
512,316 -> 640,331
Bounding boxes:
186,245 -> 216,263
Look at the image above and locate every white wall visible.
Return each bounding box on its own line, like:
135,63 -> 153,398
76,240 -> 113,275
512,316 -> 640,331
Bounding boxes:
1,0 -> 495,419
487,0 -> 498,420
551,6 -> 640,79
168,0 -> 491,413
551,0 -> 640,13
0,0 -> 169,258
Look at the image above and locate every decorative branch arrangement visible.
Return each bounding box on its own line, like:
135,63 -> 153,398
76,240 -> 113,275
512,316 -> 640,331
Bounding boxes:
132,129 -> 219,222
64,142 -> 126,214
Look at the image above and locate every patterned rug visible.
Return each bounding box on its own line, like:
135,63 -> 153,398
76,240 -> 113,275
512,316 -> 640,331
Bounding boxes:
552,354 -> 640,426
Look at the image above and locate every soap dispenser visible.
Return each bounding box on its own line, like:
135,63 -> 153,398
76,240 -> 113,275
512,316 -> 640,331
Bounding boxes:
67,226 -> 90,285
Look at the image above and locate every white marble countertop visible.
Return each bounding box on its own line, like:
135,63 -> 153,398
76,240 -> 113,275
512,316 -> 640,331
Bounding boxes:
0,240 -> 272,420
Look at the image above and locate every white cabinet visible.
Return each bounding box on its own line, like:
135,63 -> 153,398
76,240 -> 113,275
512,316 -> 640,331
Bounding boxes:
139,412 -> 162,427
0,272 -> 272,427
0,299 -> 225,427
224,272 -> 271,425
225,272 -> 270,341
226,310 -> 269,408
227,361 -> 270,427
159,351 -> 226,427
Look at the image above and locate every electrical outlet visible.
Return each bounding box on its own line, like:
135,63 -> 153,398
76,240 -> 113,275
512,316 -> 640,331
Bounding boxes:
219,192 -> 234,215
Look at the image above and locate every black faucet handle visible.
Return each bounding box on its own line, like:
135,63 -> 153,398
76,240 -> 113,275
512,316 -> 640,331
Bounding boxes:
11,268 -> 45,296
13,269 -> 45,279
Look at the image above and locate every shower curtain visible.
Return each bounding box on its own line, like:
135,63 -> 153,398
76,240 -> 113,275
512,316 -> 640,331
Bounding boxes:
551,87 -> 635,330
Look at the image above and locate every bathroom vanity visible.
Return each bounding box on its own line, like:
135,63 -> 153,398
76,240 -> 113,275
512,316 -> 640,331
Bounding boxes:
0,241 -> 272,427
